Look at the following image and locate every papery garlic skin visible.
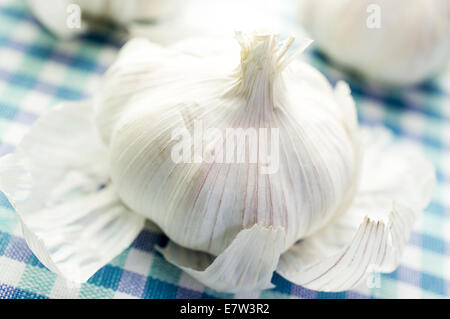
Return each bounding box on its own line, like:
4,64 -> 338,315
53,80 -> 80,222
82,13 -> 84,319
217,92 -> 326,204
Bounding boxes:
96,34 -> 359,257
0,102 -> 146,283
298,0 -> 450,86
28,0 -> 179,38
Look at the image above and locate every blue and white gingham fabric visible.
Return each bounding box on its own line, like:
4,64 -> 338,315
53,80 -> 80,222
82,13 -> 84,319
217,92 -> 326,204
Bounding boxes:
0,0 -> 449,299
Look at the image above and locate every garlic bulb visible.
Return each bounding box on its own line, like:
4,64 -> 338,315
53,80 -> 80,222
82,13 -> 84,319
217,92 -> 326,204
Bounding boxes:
298,0 -> 450,86
96,34 -> 358,258
0,32 -> 435,292
28,0 -> 178,38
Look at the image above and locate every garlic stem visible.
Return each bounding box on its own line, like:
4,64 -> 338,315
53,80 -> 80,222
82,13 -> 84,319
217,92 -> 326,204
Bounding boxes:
233,33 -> 312,108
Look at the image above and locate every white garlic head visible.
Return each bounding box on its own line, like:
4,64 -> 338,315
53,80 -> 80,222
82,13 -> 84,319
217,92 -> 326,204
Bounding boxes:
298,0 -> 450,86
28,0 -> 178,38
95,33 -> 360,256
0,31 -> 435,293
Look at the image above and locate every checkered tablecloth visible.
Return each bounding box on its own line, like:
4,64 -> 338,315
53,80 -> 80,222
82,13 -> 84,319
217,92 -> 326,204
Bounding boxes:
0,0 -> 449,299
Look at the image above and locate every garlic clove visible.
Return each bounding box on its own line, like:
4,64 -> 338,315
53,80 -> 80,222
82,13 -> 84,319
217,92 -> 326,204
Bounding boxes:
156,224 -> 285,293
94,38 -> 182,144
276,127 -> 435,291
0,101 -> 145,283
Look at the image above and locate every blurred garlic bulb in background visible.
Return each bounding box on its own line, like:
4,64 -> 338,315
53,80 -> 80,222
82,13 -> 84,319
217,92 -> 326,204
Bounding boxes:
129,0 -> 291,45
0,32 -> 435,292
298,0 -> 450,86
28,0 -> 179,38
